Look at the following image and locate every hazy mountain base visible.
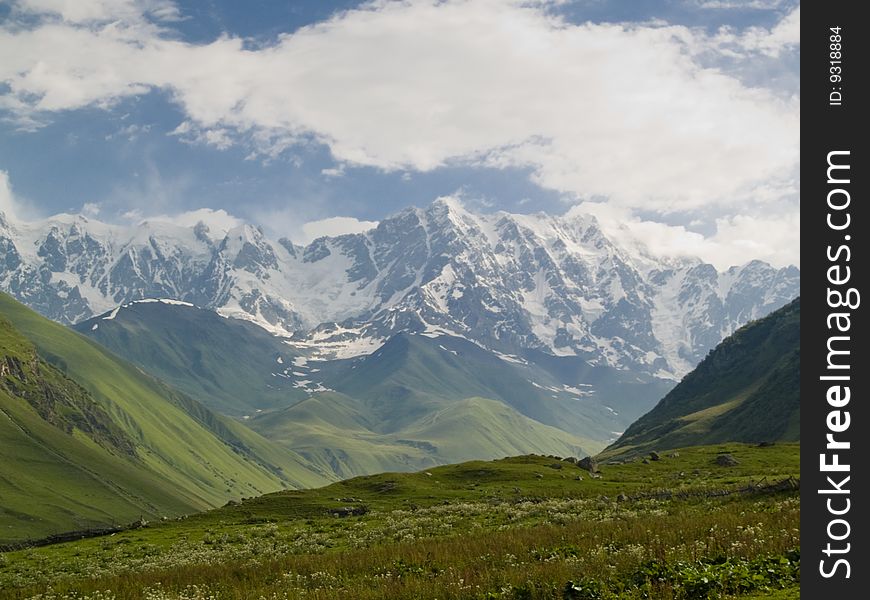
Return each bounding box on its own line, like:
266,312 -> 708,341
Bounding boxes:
0,443 -> 800,600
252,393 -> 603,479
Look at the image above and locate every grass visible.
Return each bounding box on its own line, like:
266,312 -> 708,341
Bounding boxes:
0,442 -> 800,599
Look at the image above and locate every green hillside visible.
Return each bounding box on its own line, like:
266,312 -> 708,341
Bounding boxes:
0,317 -> 196,540
75,302 -> 308,416
0,293 -> 330,541
604,297 -> 800,458
249,392 -> 602,478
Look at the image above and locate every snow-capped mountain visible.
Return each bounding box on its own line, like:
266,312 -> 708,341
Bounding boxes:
0,199 -> 799,379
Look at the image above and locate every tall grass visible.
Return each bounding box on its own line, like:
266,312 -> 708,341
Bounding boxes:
2,494 -> 798,599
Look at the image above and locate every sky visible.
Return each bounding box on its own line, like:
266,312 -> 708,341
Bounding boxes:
0,0 -> 799,268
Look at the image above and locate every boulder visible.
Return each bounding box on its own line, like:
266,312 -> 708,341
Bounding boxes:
577,456 -> 599,473
715,454 -> 740,467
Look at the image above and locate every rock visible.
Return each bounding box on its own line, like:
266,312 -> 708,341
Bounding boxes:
331,506 -> 369,517
715,454 -> 739,467
548,463 -> 563,470
642,458 -> 650,465
376,481 -> 398,492
424,472 -> 433,477
563,457 -> 578,464
577,456 -> 599,473
649,451 -> 660,461
574,475 -> 583,481
757,441 -> 776,447
616,493 -> 628,502
668,452 -> 680,458
534,473 -> 544,479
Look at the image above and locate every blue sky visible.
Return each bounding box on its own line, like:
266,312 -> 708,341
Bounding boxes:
0,0 -> 799,267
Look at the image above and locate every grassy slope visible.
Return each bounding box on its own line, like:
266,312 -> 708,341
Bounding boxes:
250,393 -> 604,479
332,333 -> 582,432
603,298 -> 800,458
75,303 -> 307,416
400,396 -> 603,462
0,443 -> 800,599
0,293 -> 330,540
248,391 -> 436,479
0,319 -> 197,539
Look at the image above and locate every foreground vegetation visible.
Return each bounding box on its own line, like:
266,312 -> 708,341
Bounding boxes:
0,443 -> 799,599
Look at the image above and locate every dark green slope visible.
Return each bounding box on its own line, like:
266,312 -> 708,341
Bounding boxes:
0,294 -> 330,541
74,302 -> 308,416
604,297 -> 800,457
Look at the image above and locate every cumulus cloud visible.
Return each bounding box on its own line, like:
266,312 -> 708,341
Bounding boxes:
300,216 -> 379,244
81,201 -> 102,216
707,6 -> 800,58
0,170 -> 45,221
1,1 -> 798,207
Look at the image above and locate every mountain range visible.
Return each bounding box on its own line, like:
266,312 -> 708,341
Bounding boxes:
0,198 -> 799,383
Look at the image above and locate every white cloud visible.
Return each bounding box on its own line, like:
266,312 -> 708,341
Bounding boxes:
145,208 -> 243,233
1,1 -> 798,207
81,201 -> 102,216
11,0 -> 182,24
300,216 -> 379,244
707,6 -> 799,58
321,165 -> 346,178
0,171 -> 18,218
577,201 -> 799,269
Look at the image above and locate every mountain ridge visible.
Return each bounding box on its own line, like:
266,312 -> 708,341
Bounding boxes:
1,199 -> 799,381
